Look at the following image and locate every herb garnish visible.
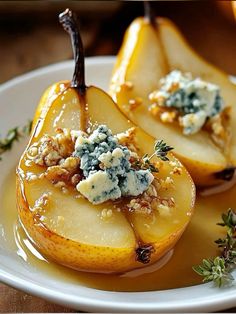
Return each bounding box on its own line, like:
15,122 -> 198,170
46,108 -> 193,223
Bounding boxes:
153,140 -> 173,161
193,208 -> 236,287
135,140 -> 173,172
0,120 -> 32,161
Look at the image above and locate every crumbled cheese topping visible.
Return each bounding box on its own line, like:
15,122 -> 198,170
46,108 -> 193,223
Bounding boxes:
74,125 -> 154,204
29,125 -> 156,205
149,70 -> 225,135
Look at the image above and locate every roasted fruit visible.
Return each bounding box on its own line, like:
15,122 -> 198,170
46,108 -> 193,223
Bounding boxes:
110,6 -> 236,186
17,9 -> 195,273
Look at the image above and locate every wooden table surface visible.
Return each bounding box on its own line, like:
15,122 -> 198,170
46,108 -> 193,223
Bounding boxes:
1,1 -> 236,312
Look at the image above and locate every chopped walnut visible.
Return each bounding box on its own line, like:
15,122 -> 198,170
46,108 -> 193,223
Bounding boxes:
157,197 -> 175,217
44,156 -> 81,188
128,97 -> 142,110
159,197 -> 175,208
126,183 -> 159,216
116,127 -> 139,154
127,198 -> 153,216
33,136 -> 62,166
211,114 -> 224,136
160,111 -> 177,123
71,173 -> 82,186
45,166 -> 70,183
207,108 -> 231,151
154,176 -> 174,191
168,160 -> 183,176
146,184 -> 158,197
149,103 -> 161,116
149,91 -> 165,107
170,166 -> 182,176
159,176 -> 174,190
31,128 -> 74,167
169,161 -> 178,168
54,181 -> 66,188
60,156 -> 80,172
149,95 -> 178,125
28,146 -> 38,157
126,179 -> 176,219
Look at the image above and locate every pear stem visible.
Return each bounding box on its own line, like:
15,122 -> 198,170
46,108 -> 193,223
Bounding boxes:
144,1 -> 156,27
59,9 -> 86,94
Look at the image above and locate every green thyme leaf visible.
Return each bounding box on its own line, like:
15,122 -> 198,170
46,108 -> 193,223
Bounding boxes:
193,208 -> 236,287
22,120 -> 33,136
134,140 -> 173,173
193,257 -> 233,287
154,140 -> 173,161
217,208 -> 236,231
0,120 -> 32,161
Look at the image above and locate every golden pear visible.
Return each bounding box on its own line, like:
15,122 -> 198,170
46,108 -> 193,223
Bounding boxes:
110,14 -> 236,186
17,9 -> 195,273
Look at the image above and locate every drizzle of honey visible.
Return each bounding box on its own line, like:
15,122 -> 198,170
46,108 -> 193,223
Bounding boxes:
1,169 -> 234,292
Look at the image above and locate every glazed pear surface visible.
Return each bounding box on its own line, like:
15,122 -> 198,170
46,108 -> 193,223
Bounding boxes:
110,17 -> 236,186
16,10 -> 195,273
18,82 -> 195,273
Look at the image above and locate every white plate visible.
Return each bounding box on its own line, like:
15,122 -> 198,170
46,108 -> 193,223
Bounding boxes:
0,57 -> 236,313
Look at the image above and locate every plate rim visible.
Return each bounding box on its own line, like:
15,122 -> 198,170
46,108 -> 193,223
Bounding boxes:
0,57 -> 236,312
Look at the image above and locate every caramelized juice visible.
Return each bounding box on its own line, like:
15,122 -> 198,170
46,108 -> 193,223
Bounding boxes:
1,168 -> 233,292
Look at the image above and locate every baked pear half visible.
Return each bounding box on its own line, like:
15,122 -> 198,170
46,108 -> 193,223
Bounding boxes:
110,8 -> 236,186
17,9 -> 195,273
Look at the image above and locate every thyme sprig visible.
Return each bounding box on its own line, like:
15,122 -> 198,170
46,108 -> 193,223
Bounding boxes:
193,208 -> 236,287
0,120 -> 32,161
134,140 -> 173,172
153,140 -> 173,162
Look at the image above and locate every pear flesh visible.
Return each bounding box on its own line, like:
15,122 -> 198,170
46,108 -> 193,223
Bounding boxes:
17,83 -> 195,273
110,17 -> 236,186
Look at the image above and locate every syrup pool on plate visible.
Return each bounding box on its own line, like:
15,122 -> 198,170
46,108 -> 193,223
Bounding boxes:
1,168 -> 233,292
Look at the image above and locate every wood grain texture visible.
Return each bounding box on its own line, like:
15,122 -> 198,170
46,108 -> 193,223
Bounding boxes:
0,283 -> 76,312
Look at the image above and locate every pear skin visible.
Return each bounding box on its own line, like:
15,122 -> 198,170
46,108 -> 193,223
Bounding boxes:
17,10 -> 195,273
110,16 -> 236,186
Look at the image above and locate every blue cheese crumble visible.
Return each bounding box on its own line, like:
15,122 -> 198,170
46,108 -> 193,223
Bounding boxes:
74,125 -> 154,204
149,70 -> 225,135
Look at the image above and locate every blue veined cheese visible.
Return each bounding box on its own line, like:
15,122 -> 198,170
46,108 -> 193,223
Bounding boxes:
180,111 -> 207,135
76,171 -> 121,204
74,125 -> 130,177
74,125 -> 154,204
149,70 -> 225,135
98,148 -> 128,176
120,170 -> 154,196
